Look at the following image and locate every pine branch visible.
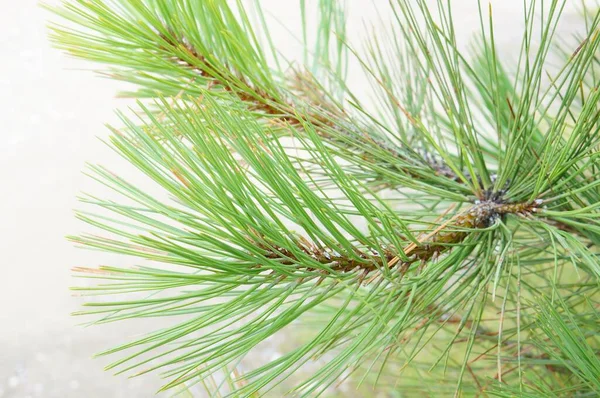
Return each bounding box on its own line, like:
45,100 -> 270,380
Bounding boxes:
409,200 -> 540,262
157,28 -> 302,122
48,0 -> 600,395
157,27 -> 467,189
48,0 -> 469,194
251,199 -> 540,276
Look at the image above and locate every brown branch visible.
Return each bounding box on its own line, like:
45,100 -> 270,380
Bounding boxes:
253,235 -> 394,273
410,200 -> 539,261
251,200 -> 541,276
158,30 -> 465,184
158,30 -> 302,123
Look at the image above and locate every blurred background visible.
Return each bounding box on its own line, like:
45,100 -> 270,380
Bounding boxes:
0,1 -> 583,396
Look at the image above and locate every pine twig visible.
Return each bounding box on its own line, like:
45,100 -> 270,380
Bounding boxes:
252,199 -> 541,276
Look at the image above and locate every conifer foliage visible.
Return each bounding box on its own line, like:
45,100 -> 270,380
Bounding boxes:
48,0 -> 600,395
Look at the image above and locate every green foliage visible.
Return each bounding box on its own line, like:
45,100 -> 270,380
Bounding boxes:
47,0 -> 600,396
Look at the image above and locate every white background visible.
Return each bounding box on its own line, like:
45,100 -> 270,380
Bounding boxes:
0,1 -> 583,396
